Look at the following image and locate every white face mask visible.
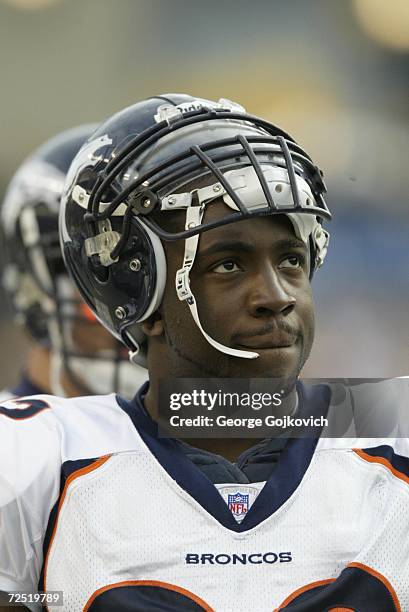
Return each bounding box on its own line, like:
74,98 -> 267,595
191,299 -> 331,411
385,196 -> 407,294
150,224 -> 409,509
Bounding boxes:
48,276 -> 148,398
66,354 -> 147,398
50,349 -> 148,399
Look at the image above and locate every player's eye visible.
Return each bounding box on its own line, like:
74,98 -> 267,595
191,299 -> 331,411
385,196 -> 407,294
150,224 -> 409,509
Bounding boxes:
278,255 -> 304,270
212,259 -> 241,274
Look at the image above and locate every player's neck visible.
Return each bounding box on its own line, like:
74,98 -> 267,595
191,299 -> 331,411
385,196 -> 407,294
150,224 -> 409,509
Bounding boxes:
26,345 -> 90,398
59,367 -> 90,398
26,345 -> 53,394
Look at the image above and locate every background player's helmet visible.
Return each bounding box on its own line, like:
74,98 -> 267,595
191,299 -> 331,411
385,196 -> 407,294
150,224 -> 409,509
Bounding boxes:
60,94 -> 331,365
1,126 -> 146,396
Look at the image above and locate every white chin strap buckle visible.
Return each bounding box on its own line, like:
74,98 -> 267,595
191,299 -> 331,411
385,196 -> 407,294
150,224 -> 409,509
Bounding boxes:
175,206 -> 258,360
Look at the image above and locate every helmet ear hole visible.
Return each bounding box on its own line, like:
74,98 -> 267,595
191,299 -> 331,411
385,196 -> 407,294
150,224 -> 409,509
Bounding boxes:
90,257 -> 110,283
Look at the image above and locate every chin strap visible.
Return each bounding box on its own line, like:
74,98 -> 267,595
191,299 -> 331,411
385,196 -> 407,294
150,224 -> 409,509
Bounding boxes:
175,205 -> 259,360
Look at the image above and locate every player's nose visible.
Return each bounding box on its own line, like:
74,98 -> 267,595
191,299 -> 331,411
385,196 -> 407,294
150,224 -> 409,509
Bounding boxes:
246,265 -> 296,318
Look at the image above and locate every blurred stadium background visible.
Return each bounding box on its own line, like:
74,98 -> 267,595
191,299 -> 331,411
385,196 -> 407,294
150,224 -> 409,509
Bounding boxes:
0,0 -> 408,385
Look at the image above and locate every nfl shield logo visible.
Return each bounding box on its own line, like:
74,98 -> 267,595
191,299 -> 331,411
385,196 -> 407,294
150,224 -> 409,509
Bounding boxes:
228,492 -> 249,517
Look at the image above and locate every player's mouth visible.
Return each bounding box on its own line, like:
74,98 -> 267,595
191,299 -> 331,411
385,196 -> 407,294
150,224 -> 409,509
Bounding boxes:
233,330 -> 298,350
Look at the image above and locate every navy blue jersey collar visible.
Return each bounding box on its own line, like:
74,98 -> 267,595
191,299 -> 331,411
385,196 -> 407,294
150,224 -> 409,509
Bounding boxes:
116,381 -> 331,532
11,376 -> 47,397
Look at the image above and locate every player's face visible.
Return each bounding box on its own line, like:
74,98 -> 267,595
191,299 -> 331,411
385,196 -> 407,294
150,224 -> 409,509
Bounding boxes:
159,204 -> 315,382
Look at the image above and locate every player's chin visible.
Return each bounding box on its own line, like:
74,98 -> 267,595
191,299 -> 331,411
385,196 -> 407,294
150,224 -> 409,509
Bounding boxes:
233,345 -> 302,378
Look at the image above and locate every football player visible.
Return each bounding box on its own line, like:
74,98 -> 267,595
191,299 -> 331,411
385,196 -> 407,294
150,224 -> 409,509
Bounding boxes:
0,95 -> 407,611
0,126 -> 146,401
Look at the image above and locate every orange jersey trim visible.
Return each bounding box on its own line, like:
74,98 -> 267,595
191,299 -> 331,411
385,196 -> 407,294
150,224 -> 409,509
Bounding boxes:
348,562 -> 401,612
353,448 -> 409,487
83,579 -> 214,612
43,454 -> 111,608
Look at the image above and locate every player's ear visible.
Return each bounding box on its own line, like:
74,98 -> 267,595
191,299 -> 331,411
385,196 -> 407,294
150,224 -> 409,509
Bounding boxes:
141,311 -> 164,337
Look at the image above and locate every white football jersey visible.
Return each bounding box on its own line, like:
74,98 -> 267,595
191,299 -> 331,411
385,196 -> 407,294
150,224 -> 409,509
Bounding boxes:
0,381 -> 408,611
0,389 -> 14,402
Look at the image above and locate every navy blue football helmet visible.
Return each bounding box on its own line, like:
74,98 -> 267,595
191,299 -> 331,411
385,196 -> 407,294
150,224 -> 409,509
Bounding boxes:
60,94 -> 331,365
1,126 -> 145,396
